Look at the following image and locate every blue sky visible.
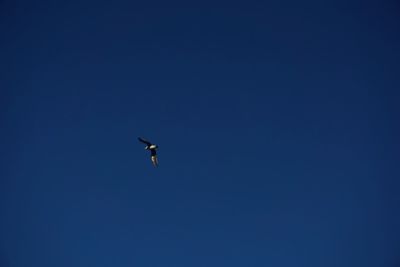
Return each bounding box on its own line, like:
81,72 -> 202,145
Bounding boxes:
1,0 -> 400,266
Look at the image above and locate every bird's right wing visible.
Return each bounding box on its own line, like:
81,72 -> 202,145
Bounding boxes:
138,137 -> 152,146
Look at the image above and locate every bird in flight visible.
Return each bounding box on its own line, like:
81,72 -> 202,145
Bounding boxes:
138,137 -> 159,167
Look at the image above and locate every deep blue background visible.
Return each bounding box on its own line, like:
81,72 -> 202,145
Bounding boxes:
1,0 -> 400,266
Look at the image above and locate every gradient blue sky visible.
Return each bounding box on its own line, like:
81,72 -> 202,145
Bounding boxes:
1,0 -> 400,266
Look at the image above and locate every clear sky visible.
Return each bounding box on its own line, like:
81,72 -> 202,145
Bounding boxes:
1,0 -> 399,266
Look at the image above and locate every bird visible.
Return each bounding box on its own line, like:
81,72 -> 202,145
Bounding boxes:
138,137 -> 159,167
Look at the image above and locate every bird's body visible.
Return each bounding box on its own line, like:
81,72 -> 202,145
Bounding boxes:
138,137 -> 159,167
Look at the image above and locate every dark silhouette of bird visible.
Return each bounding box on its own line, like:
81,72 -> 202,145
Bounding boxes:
138,137 -> 159,167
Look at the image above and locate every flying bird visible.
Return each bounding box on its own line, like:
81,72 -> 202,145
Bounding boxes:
138,137 -> 159,167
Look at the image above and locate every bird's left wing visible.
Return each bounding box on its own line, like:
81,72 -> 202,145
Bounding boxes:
138,137 -> 152,146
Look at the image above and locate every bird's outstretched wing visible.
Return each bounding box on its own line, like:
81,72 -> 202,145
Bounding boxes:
138,137 -> 152,146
